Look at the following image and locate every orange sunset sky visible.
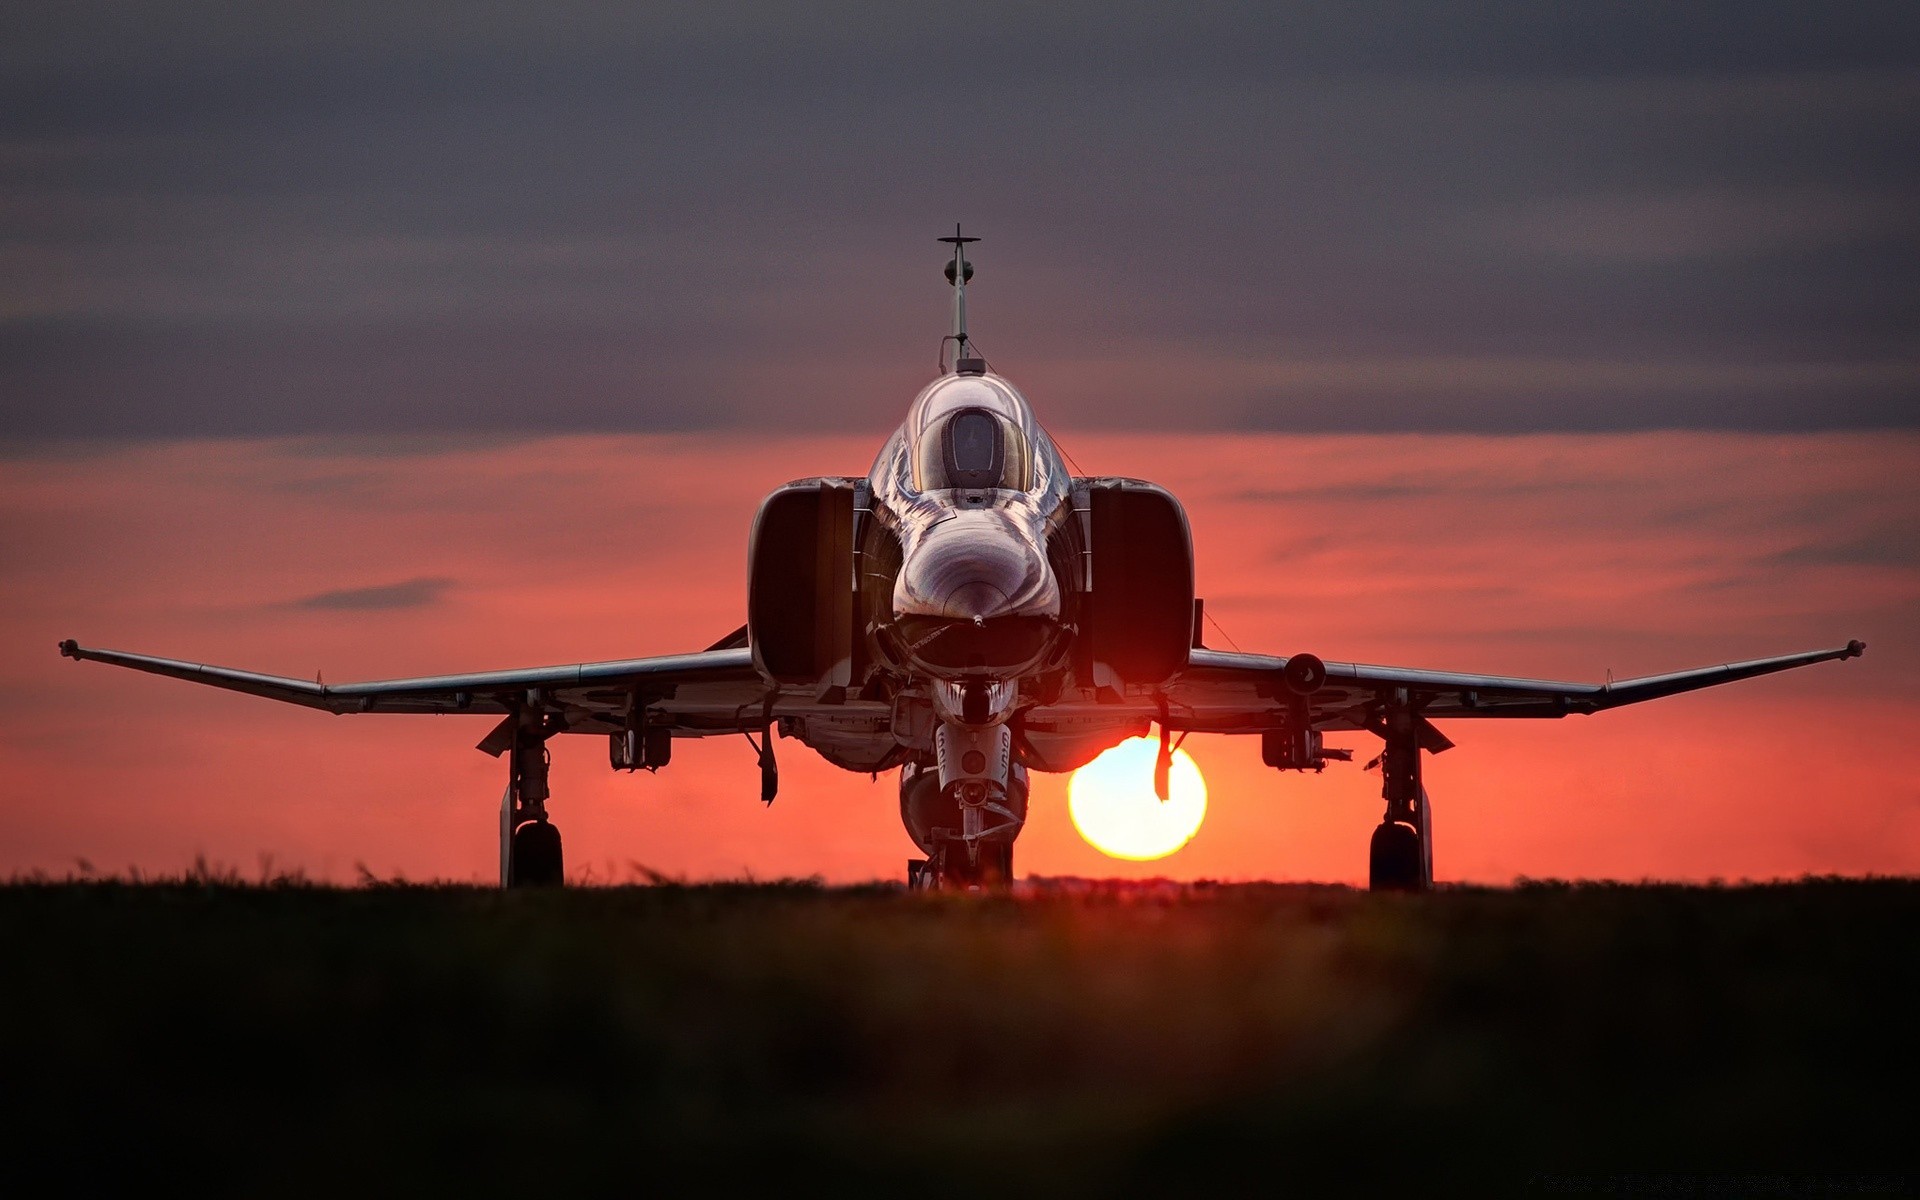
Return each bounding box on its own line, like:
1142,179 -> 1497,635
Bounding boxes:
5,430 -> 1913,884
5,7 -> 1917,882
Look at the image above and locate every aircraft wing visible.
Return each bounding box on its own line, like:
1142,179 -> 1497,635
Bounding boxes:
1156,640 -> 1867,734
60,633 -> 1868,749
57,636 -> 780,740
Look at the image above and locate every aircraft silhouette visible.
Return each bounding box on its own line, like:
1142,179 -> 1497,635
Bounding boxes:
60,230 -> 1867,889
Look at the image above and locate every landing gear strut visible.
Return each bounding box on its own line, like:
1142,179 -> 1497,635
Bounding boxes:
899,729 -> 1028,892
909,840 -> 1014,892
1369,691 -> 1434,892
500,714 -> 563,888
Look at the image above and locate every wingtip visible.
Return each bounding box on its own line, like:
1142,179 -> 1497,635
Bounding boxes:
1844,639 -> 1866,659
58,639 -> 80,660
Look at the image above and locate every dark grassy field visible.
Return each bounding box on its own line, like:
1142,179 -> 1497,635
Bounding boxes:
3,876 -> 1912,1197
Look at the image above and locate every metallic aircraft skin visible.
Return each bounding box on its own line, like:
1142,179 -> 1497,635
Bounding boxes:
55,230 -> 1869,888
875,369 -> 1069,627
866,369 -> 1075,693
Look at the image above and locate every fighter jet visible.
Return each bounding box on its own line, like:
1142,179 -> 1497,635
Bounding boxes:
59,229 -> 1867,890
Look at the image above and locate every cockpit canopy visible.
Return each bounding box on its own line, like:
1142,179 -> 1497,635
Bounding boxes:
913,406 -> 1032,492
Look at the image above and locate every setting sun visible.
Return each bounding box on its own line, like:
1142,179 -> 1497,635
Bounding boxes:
1067,737 -> 1208,861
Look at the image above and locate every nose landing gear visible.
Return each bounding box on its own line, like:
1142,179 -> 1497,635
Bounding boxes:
900,721 -> 1028,891
910,840 -> 1015,891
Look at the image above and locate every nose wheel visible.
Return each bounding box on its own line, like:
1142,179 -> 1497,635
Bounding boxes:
910,840 -> 1014,892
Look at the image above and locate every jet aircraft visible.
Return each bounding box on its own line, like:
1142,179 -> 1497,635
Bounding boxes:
59,230 -> 1866,889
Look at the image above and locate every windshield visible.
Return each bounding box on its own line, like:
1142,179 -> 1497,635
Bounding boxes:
914,407 -> 1031,491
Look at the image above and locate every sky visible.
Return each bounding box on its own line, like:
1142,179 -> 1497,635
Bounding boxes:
2,4 -> 1916,882
6,3 -> 1918,437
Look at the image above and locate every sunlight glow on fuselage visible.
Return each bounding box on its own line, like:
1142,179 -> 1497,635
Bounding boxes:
1067,737 -> 1208,861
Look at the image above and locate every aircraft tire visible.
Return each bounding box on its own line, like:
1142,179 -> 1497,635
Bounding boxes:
1368,821 -> 1424,893
510,820 -> 565,888
937,842 -> 1014,892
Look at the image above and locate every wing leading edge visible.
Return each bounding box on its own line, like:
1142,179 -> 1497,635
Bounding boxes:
57,638 -> 769,733
1167,640 -> 1867,731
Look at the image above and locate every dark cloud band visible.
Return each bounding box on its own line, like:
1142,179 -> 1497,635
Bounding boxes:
3,5 -> 1916,438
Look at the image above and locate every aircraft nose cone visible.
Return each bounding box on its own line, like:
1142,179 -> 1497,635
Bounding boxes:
894,511 -> 1059,621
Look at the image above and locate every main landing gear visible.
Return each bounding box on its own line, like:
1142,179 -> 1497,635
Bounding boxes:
499,714 -> 564,888
1369,691 -> 1435,892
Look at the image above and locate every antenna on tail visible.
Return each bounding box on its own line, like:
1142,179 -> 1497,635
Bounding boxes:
938,224 -> 982,374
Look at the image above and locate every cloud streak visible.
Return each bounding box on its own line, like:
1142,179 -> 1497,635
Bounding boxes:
286,577 -> 454,611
